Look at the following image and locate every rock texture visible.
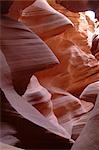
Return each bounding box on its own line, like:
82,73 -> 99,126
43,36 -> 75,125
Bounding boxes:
21,0 -> 99,96
33,0 -> 99,96
4,0 -> 96,140
47,0 -> 95,52
80,81 -> 99,103
21,0 -> 73,40
1,0 -> 99,149
20,0 -> 99,140
72,94 -> 99,150
36,39 -> 99,96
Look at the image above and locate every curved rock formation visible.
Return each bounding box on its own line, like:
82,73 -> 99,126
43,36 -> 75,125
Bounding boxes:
21,0 -> 73,40
33,1 -> 99,96
20,0 -> 99,122
20,2 -> 99,139
80,81 -> 99,103
1,0 -> 98,143
71,94 -> 99,150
